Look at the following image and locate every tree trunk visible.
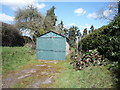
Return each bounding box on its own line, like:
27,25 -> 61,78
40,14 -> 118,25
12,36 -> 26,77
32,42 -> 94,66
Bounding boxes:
118,1 -> 120,15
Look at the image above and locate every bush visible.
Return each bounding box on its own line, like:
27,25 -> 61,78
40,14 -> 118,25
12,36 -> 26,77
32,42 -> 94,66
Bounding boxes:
106,61 -> 118,71
1,22 -> 25,46
78,16 -> 120,61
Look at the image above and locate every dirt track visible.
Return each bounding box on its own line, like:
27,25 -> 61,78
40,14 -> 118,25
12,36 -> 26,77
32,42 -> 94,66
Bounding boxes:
2,60 -> 63,88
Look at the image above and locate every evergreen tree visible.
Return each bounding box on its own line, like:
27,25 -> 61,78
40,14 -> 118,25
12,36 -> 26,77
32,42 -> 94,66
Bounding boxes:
76,30 -> 82,40
83,28 -> 87,37
63,28 -> 69,37
59,20 -> 64,30
68,26 -> 79,47
57,20 -> 64,34
43,6 -> 57,32
90,25 -> 94,33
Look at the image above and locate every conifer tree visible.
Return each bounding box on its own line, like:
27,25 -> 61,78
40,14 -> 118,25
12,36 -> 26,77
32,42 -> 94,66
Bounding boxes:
43,6 -> 57,32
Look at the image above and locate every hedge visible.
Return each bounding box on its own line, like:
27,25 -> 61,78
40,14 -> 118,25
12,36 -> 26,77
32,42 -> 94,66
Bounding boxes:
78,16 -> 120,61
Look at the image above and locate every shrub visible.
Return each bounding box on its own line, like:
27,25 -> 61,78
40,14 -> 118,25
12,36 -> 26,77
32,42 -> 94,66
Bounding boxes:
78,16 -> 120,61
1,22 -> 25,46
106,61 -> 119,71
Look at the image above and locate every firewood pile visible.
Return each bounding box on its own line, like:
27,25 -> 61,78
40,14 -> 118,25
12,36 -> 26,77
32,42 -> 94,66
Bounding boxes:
70,50 -> 109,70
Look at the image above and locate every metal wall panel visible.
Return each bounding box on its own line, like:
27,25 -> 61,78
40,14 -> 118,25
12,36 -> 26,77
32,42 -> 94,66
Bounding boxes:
36,32 -> 66,60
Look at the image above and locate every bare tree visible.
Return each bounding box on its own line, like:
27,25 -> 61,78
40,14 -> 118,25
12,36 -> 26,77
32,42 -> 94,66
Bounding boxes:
97,1 -> 119,22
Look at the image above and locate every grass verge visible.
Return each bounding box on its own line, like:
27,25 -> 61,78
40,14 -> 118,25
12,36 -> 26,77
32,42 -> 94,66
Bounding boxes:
2,47 -> 36,74
55,62 -> 116,88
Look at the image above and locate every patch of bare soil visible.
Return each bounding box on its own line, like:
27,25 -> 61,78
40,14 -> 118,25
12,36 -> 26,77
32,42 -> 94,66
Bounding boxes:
2,60 -> 62,88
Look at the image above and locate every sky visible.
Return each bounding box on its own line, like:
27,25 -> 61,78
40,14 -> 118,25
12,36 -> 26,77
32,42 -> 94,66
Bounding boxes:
0,0 -> 117,34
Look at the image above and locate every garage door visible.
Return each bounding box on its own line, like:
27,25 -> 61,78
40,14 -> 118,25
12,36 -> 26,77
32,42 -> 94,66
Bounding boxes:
36,37 -> 66,60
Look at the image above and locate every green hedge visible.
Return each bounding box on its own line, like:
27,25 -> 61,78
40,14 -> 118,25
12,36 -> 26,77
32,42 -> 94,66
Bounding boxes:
79,16 -> 120,61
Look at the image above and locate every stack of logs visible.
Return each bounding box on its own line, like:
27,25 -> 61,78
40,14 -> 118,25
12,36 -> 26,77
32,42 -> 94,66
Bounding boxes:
70,50 -> 108,70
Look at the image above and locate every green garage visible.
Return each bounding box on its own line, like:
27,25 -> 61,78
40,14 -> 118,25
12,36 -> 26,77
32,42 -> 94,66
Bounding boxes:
36,31 -> 68,60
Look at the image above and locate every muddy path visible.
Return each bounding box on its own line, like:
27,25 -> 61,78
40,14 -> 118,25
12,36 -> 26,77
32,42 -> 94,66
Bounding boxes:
2,60 -> 64,88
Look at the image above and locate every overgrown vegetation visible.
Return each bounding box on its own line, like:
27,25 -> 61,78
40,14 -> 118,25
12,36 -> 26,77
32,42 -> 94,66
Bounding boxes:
79,15 -> 120,61
2,47 -> 36,73
1,22 -> 24,46
54,50 -> 118,88
55,62 -> 116,88
77,10 -> 120,88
